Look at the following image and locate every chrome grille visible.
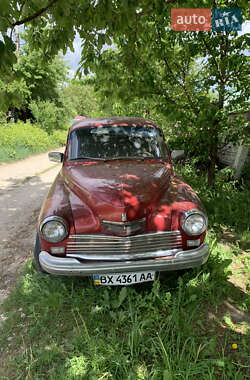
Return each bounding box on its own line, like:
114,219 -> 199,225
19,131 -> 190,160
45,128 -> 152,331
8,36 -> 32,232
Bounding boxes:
101,218 -> 145,236
66,231 -> 183,261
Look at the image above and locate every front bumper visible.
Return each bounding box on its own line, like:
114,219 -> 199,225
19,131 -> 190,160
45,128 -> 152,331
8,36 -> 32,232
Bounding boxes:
39,243 -> 209,276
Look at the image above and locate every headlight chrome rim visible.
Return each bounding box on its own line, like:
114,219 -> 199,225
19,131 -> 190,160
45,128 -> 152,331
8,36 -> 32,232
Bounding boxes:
40,216 -> 68,243
181,209 -> 208,236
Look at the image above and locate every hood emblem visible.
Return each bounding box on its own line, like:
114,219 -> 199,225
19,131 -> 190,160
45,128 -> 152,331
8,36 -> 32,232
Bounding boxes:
122,212 -> 127,222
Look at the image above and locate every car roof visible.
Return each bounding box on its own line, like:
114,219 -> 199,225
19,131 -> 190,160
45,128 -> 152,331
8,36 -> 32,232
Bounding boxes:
69,117 -> 159,133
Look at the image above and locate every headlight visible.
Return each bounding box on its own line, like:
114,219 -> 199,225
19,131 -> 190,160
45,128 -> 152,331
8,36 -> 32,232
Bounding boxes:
181,209 -> 208,236
40,216 -> 68,243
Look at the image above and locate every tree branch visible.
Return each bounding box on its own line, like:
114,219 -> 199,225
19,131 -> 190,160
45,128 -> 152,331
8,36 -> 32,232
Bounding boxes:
10,27 -> 14,40
137,0 -> 176,17
224,89 -> 241,102
201,34 -> 223,82
11,0 -> 58,27
154,24 -> 199,116
163,56 -> 199,115
142,90 -> 178,105
224,61 -> 244,83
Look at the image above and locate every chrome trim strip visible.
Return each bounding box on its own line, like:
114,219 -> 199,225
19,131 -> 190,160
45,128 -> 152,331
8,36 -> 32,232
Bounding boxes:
68,241 -> 182,246
39,243 -> 210,276
66,248 -> 181,261
101,218 -> 146,226
66,244 -> 183,251
66,239 -> 183,245
66,231 -> 183,256
67,243 -> 182,254
69,231 -> 181,239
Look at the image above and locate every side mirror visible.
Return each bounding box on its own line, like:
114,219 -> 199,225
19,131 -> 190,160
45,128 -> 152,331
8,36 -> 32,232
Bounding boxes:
48,152 -> 64,163
171,150 -> 185,161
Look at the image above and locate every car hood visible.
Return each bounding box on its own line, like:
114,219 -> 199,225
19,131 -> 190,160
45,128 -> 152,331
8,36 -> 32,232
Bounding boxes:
63,160 -> 172,222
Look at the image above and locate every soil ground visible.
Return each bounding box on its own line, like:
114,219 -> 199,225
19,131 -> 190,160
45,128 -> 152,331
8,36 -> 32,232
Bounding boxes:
0,149 -> 63,305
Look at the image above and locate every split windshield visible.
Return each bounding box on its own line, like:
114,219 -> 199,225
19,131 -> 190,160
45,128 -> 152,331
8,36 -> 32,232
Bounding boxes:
69,125 -> 168,160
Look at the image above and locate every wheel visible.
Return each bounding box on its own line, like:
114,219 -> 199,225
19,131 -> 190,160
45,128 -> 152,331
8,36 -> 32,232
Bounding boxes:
33,232 -> 47,273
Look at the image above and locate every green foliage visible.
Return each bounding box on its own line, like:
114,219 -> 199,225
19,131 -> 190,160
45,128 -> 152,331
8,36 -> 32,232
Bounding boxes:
94,31 -> 249,155
0,29 -> 72,139
94,88 -> 168,126
61,80 -> 100,118
91,6 -> 249,185
0,249 -> 249,378
0,34 -> 17,80
0,33 -> 70,113
241,162 -> 250,182
0,109 -> 6,123
0,121 -> 67,162
0,0 -> 249,185
0,76 -> 30,110
28,78 -> 104,132
0,121 -> 51,151
175,160 -> 250,233
51,129 -> 68,146
15,47 -> 68,103
29,100 -> 70,133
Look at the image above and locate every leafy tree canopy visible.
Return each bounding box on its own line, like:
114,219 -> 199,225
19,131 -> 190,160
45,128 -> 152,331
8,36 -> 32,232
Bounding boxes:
1,0 -> 248,75
0,0 -> 249,184
16,46 -> 68,102
0,30 -> 69,111
90,2 -> 249,184
61,79 -> 100,118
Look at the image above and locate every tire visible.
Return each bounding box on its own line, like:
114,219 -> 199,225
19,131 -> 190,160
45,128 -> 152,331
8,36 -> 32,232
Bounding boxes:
33,232 -> 47,273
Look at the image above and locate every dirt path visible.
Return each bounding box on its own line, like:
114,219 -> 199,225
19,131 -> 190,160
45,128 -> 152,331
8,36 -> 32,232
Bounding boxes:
0,149 -> 64,305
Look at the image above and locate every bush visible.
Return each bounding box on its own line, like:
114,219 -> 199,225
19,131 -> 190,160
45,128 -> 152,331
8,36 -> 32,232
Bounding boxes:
175,160 -> 250,233
241,162 -> 250,182
29,100 -> 70,134
51,129 -> 68,146
0,110 -> 6,124
0,121 -> 67,162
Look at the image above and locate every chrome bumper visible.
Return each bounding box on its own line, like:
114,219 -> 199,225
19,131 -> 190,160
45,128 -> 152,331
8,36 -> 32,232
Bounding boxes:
39,243 -> 209,276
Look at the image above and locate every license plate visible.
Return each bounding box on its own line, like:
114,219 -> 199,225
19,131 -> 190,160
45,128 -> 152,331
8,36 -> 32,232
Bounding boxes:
93,271 -> 155,286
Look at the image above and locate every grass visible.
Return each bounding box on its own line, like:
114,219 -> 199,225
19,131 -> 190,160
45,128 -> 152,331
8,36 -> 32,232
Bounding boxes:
0,164 -> 249,379
0,145 -> 53,163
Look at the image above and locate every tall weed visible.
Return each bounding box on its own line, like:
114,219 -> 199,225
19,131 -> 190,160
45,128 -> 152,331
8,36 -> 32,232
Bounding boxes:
0,121 -> 67,162
175,161 -> 250,233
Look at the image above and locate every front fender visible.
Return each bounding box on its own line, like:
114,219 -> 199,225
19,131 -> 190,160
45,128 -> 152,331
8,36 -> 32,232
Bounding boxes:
147,173 -> 207,247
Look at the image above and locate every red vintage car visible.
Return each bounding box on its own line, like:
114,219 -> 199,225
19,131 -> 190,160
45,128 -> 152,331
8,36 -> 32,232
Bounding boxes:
34,117 -> 209,286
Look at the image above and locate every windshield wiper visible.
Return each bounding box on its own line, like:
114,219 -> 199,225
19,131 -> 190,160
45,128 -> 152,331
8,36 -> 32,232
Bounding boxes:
105,156 -> 146,161
69,156 -> 168,162
105,156 -> 168,162
69,157 -> 106,161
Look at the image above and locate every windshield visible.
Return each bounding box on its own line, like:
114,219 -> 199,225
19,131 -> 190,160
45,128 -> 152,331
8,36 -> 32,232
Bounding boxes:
69,125 -> 168,160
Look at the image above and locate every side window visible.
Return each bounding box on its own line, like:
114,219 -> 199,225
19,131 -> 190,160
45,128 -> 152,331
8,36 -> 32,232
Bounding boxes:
69,131 -> 80,159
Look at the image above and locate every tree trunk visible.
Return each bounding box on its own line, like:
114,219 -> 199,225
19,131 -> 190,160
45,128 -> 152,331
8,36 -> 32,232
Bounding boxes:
207,33 -> 227,186
208,128 -> 218,186
15,25 -> 20,58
